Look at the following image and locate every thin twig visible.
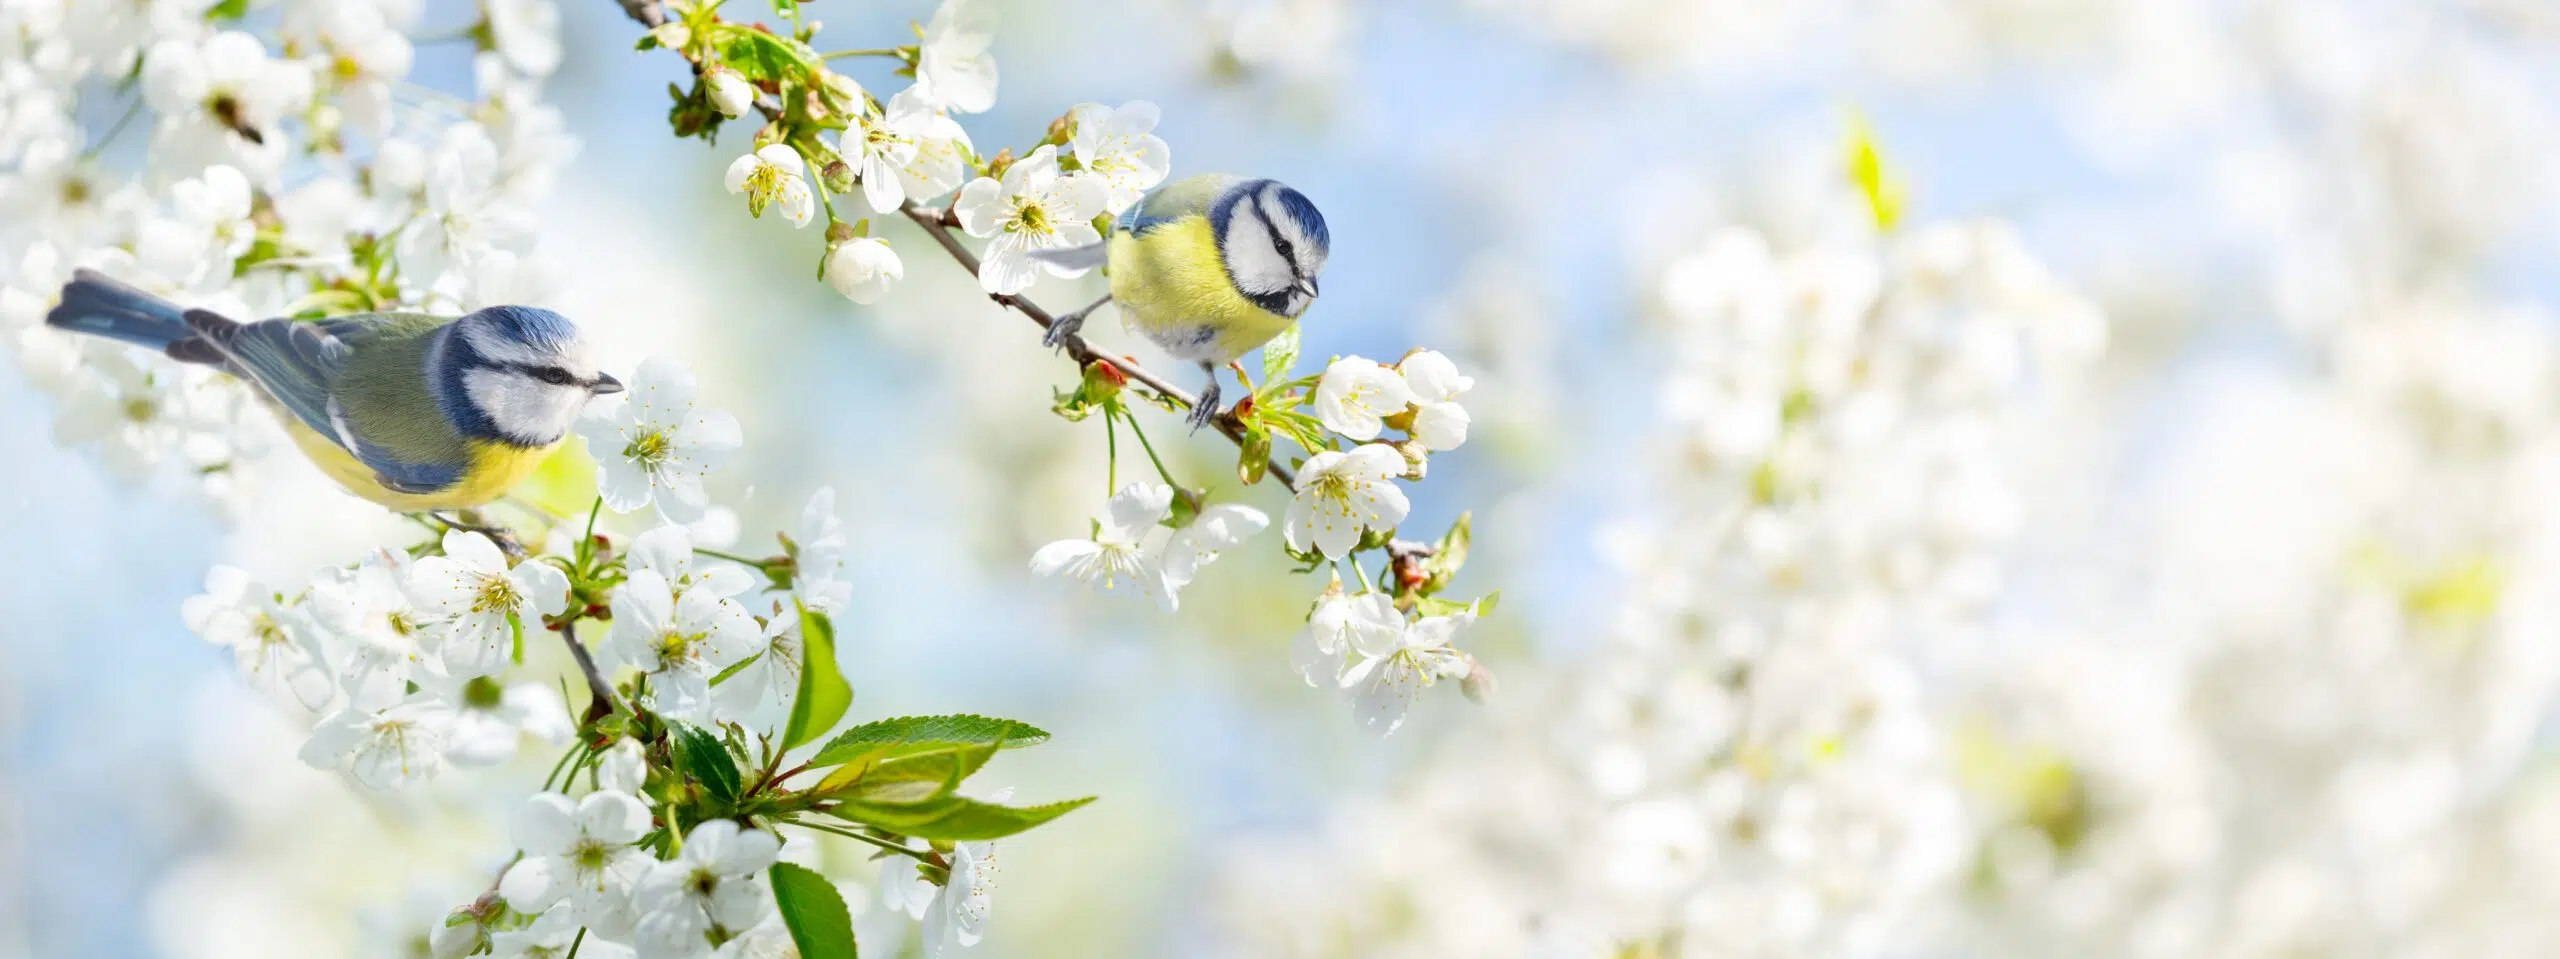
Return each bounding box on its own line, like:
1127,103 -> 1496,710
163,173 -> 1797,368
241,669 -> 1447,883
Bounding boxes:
785,817 -> 940,863
895,200 -> 1300,490
604,0 -> 1298,492
561,625 -> 623,724
618,0 -> 667,28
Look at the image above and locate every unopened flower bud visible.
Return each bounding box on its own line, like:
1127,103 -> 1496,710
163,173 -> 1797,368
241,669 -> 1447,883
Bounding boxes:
822,158 -> 856,195
651,22 -> 691,51
1063,359 -> 1125,413
1394,440 -> 1429,481
1169,486 -> 1205,528
984,147 -> 1015,179
821,70 -> 864,104
1046,113 -> 1073,146
827,220 -> 857,245
705,66 -> 753,118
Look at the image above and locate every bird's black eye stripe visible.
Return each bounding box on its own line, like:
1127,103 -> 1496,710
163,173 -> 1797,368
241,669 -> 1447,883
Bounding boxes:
511,363 -> 579,385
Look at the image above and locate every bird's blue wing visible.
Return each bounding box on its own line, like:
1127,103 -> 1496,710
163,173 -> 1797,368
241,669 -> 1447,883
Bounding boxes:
194,314 -> 458,495
1119,174 -> 1243,236
329,401 -> 465,494
314,313 -> 400,345
193,313 -> 349,439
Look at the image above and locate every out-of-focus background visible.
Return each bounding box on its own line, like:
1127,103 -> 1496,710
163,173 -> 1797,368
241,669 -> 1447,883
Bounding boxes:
11,0 -> 2560,956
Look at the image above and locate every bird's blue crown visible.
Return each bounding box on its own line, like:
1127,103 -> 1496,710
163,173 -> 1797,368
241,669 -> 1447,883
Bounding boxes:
1267,185 -> 1329,255
472,305 -> 580,354
1211,179 -> 1330,256
429,305 -> 592,445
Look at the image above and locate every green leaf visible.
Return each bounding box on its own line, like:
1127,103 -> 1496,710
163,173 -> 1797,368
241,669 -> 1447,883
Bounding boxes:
205,0 -> 249,20
815,739 -> 1000,800
828,794 -> 1096,842
769,862 -> 858,959
1418,512 -> 1472,594
1844,112 -> 1905,232
1264,409 -> 1333,457
673,722 -> 742,805
782,603 -> 854,752
1238,425 -> 1271,486
716,25 -> 820,84
809,715 -> 1050,768
1261,324 -> 1302,389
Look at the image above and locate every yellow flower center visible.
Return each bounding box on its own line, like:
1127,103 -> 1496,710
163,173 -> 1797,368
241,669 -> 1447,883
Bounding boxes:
471,574 -> 522,615
652,628 -> 706,669
1009,196 -> 1050,236
624,429 -> 673,470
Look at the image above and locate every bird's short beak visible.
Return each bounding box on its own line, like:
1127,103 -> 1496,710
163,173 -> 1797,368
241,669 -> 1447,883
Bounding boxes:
1295,277 -> 1320,298
590,373 -> 625,395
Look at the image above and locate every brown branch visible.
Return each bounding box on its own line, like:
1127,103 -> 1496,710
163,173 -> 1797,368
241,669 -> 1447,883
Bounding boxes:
608,0 -> 1297,492
618,0 -> 667,28
897,201 -> 1299,490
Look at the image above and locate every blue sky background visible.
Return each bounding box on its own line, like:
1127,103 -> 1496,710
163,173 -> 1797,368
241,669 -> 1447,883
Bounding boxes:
15,1 -> 2541,956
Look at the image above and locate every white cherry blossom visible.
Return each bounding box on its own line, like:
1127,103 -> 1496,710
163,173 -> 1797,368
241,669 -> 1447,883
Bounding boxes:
578,356 -> 743,524
1284,444 -> 1410,559
953,145 -> 1105,294
404,529 -> 571,679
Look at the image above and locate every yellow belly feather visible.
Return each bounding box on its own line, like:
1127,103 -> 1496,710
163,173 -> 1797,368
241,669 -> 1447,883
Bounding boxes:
283,417 -> 557,512
1107,218 -> 1296,365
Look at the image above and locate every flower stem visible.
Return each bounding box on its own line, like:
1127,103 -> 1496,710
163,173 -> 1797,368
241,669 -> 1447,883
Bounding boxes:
786,817 -> 938,862
696,548 -> 773,567
541,742 -> 587,792
888,199 -> 1300,491
793,142 -> 841,227
1120,408 -> 1179,487
81,96 -> 146,161
1105,410 -> 1120,496
565,928 -> 585,959
1349,556 -> 1375,594
821,48 -> 903,60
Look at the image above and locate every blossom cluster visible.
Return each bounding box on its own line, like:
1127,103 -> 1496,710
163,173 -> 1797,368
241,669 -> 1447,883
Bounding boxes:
0,0 -> 572,514
645,0 -> 1499,734
1217,152 -> 2107,953
181,354 -> 1082,958
6,4 -> 1096,957
1212,0 -> 2560,953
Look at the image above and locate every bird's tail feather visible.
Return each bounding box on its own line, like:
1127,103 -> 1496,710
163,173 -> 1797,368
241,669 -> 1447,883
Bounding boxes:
1028,242 -> 1109,274
45,268 -> 230,363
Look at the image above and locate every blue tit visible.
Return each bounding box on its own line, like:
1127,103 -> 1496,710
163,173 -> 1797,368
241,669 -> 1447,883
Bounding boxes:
1035,174 -> 1330,430
44,268 -> 622,513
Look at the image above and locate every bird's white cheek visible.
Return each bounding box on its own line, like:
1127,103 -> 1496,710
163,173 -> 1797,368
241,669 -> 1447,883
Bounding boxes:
463,370 -> 585,444
1221,223 -> 1292,295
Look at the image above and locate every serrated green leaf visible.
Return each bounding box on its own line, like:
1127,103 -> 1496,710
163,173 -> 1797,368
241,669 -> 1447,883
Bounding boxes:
673,722 -> 742,805
828,794 -> 1095,841
815,739 -> 1001,799
1261,324 -> 1302,389
809,715 -> 1050,768
782,603 -> 853,752
769,862 -> 858,959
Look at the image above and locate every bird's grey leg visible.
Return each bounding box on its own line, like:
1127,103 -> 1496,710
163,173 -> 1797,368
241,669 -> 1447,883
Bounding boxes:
1043,295 -> 1113,350
435,510 -> 528,560
1187,360 -> 1223,432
